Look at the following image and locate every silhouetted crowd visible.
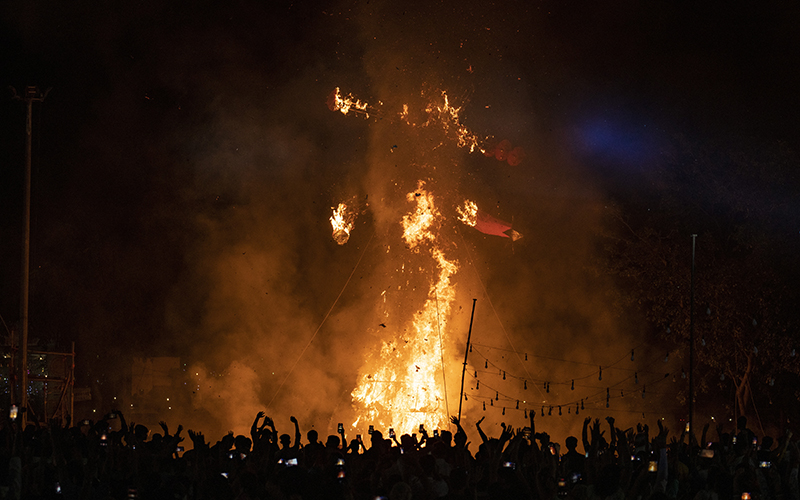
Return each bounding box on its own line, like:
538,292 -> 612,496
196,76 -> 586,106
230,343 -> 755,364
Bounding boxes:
0,410 -> 796,500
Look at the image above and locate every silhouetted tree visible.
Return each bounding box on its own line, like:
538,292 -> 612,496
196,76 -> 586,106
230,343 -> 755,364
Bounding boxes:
598,135 -> 800,421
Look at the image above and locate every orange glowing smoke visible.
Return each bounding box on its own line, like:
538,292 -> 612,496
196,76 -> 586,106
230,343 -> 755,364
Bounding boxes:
330,202 -> 357,245
351,182 -> 459,434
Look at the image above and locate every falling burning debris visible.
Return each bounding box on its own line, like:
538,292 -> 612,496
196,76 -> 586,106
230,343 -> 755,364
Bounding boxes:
329,87 -> 494,155
424,91 -> 484,153
351,182 -> 458,434
457,200 -> 522,241
326,87 -> 373,118
456,200 -> 479,227
330,202 -> 357,245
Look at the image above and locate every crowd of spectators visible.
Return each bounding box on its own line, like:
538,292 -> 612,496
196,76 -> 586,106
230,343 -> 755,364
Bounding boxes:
0,409 -> 796,500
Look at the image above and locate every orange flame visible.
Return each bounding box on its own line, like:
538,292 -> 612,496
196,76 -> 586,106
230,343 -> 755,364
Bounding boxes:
330,202 -> 356,245
425,92 -> 485,153
327,87 -> 371,117
456,200 -> 478,227
351,182 -> 459,434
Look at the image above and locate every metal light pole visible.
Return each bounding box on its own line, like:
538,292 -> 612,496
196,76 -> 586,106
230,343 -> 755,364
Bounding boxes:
689,234 -> 697,436
12,86 -> 48,427
458,299 -> 477,422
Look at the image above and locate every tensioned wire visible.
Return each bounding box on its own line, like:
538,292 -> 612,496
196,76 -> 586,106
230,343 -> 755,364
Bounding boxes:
267,232 -> 375,408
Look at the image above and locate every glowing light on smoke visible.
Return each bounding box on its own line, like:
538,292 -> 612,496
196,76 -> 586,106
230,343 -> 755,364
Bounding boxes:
351,182 -> 459,434
330,202 -> 357,245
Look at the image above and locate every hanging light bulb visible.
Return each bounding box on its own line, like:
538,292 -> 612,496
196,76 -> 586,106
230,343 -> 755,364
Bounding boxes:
474,370 -> 477,378
548,406 -> 552,416
485,360 -> 488,369
477,380 -> 480,389
483,402 -> 486,411
664,353 -> 669,362
599,366 -> 603,381
524,409 -> 528,418
576,404 -> 579,415
571,380 -> 574,390
769,378 -> 775,386
469,344 -> 472,352
541,407 -> 545,417
701,337 -> 706,346
666,327 -> 671,333
524,380 -> 527,390
635,372 -> 638,384
720,373 -> 725,381
546,382 -> 550,393
490,399 -> 494,406
642,385 -> 646,398
502,407 -> 506,415
631,349 -> 635,361
495,391 -> 499,400
525,353 -> 528,361
558,406 -> 562,415
753,346 -> 759,355
516,400 -> 519,409
753,318 -> 758,326
681,369 -> 686,379
464,393 -> 468,400
503,371 -> 506,380
581,399 -> 584,410
706,307 -> 711,315
568,406 -> 571,414
792,349 -> 796,357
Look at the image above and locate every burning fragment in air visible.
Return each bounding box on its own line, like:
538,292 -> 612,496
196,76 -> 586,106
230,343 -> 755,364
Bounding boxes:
457,200 -> 522,241
326,87 -> 373,118
330,202 -> 357,245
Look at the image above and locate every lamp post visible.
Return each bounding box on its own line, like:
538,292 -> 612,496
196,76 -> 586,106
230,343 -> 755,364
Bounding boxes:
12,86 -> 48,427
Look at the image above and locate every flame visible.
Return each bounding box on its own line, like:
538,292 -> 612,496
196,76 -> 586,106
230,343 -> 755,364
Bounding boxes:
329,87 -> 489,153
330,202 -> 356,245
425,92 -> 485,153
351,182 -> 459,434
456,200 -> 478,227
327,87 -> 371,117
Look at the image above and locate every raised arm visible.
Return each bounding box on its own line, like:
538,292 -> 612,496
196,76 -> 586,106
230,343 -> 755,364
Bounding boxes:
475,416 -> 489,445
290,416 -> 301,448
251,411 -> 264,443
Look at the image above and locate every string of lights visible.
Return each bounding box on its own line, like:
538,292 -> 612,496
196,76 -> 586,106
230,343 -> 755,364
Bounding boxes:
462,336 -> 682,419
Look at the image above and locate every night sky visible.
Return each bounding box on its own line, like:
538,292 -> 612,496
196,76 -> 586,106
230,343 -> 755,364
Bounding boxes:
2,0 -> 799,436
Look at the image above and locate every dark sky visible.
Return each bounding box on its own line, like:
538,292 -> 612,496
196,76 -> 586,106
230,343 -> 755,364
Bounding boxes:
1,0 -> 799,435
